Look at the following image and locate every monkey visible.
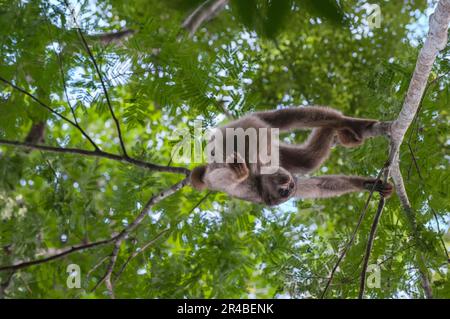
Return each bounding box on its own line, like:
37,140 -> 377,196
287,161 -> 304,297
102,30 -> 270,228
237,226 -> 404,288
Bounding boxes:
190,106 -> 393,206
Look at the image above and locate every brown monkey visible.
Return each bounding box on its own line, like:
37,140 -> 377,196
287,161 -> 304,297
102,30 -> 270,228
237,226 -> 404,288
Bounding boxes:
190,106 -> 393,206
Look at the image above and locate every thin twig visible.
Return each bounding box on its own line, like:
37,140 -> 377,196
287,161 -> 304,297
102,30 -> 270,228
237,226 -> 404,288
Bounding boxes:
64,0 -> 128,157
47,20 -> 99,150
0,75 -> 97,148
112,192 -> 211,283
113,228 -> 170,284
430,207 -> 450,262
320,168 -> 385,298
358,197 -> 386,298
1,178 -> 189,298
96,177 -> 189,298
86,256 -> 109,279
406,143 -> 423,180
55,46 -> 100,150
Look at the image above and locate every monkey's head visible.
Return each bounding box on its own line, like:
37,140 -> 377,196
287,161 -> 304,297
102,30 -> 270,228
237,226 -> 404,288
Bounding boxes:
257,167 -> 296,206
190,164 -> 297,206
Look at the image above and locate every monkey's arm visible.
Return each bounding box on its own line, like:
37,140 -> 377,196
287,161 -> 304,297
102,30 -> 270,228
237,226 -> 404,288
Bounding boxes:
190,153 -> 249,191
294,175 -> 393,199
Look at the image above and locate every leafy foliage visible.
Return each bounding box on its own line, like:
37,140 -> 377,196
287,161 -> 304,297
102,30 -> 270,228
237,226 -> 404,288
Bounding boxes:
0,0 -> 448,298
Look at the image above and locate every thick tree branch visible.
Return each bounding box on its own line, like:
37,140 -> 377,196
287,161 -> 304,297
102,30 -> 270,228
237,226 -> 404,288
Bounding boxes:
388,0 -> 450,222
182,0 -> 229,37
0,139 -> 190,175
389,0 -> 450,160
357,0 -> 450,299
323,1 -> 449,298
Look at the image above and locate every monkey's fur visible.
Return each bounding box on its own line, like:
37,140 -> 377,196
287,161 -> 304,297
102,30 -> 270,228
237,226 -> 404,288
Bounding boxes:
190,107 -> 393,206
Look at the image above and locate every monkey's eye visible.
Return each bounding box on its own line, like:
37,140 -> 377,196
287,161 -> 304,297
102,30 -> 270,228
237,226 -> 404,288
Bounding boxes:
278,188 -> 290,198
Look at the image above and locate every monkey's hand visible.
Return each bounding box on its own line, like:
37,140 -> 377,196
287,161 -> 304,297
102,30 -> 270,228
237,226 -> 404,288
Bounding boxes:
363,180 -> 394,198
226,152 -> 249,183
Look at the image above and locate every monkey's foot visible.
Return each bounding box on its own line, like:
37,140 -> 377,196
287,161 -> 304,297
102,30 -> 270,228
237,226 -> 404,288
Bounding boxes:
365,121 -> 393,138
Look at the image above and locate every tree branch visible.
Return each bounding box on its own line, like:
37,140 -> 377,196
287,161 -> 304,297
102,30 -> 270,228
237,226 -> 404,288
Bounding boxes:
320,168 -> 384,298
358,196 -> 386,298
113,228 -> 170,284
0,237 -> 116,272
389,0 -> 450,159
0,75 -> 98,149
64,0 -> 129,157
95,177 -> 189,298
53,41 -> 100,151
0,139 -> 190,175
0,177 -> 189,299
357,0 -> 450,299
358,166 -> 391,299
91,29 -> 136,46
86,256 -> 109,279
324,2 -> 449,298
182,0 -> 229,37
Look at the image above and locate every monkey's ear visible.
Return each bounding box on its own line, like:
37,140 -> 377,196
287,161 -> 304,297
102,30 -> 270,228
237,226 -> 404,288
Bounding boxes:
190,165 -> 207,190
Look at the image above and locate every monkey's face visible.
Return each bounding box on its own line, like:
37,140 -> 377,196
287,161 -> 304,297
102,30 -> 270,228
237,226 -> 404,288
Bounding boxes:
258,168 -> 296,206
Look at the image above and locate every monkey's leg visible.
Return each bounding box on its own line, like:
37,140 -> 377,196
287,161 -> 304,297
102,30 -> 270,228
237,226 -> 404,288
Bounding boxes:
294,175 -> 393,199
255,106 -> 389,145
255,106 -> 346,131
279,128 -> 335,174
